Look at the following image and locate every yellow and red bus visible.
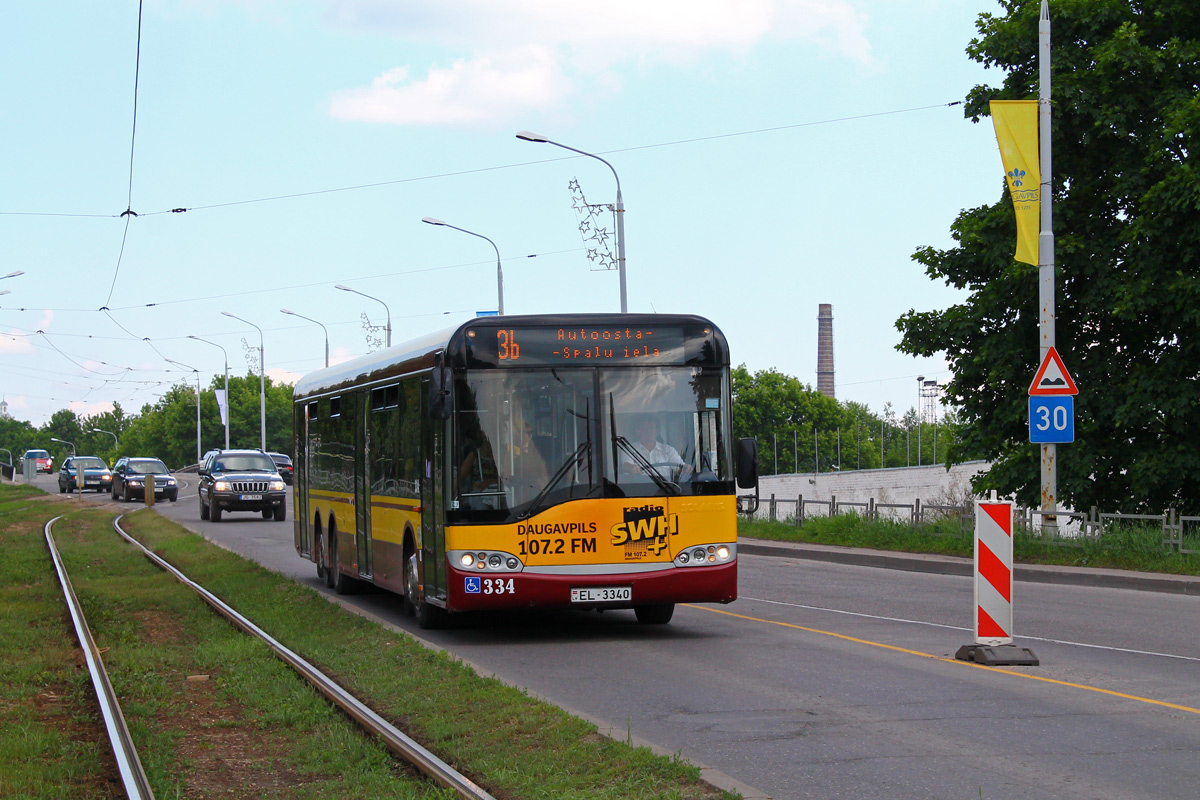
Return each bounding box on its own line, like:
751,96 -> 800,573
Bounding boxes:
292,313 -> 757,627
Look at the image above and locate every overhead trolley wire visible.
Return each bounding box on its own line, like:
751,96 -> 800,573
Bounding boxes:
103,0 -> 146,308
0,101 -> 962,220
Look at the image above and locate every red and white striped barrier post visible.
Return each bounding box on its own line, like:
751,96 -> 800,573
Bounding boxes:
956,493 -> 1038,666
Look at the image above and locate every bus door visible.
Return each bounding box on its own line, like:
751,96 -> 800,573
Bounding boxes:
296,401 -> 315,557
420,376 -> 447,602
355,392 -> 373,580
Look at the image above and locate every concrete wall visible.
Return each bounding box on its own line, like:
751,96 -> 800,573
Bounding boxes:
752,461 -> 991,519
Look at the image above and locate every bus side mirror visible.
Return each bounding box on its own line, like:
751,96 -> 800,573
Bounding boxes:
429,366 -> 453,420
736,438 -> 758,489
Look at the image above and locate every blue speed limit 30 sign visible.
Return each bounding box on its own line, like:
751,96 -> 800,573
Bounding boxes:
1029,396 -> 1074,443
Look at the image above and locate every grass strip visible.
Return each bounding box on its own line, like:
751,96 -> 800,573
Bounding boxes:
739,513 -> 1200,576
1,486 -> 734,799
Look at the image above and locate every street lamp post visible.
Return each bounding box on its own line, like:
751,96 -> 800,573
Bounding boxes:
916,375 -> 924,467
335,285 -> 391,347
189,335 -> 231,450
516,130 -> 627,313
280,309 -> 330,367
167,359 -> 202,465
421,217 -> 504,315
222,312 -> 267,451
90,428 -> 118,449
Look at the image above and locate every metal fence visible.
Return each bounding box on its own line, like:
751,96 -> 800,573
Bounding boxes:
1019,506 -> 1200,555
751,493 -> 1200,554
754,493 -> 973,536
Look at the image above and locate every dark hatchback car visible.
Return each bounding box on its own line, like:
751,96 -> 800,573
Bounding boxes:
111,457 -> 178,502
267,452 -> 294,485
198,449 -> 287,522
58,456 -> 112,493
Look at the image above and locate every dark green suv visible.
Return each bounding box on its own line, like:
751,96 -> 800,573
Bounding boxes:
198,449 -> 287,522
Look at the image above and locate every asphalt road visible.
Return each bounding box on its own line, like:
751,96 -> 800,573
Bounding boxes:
31,472 -> 1200,800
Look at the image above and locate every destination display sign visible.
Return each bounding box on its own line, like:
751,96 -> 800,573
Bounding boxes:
465,324 -> 694,366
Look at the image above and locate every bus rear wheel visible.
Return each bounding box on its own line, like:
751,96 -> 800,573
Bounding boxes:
634,603 -> 675,625
329,530 -> 354,595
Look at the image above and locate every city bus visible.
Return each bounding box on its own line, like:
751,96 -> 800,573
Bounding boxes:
292,313 -> 758,628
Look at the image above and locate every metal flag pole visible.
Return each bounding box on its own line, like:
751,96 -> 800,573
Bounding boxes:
1038,0 -> 1057,518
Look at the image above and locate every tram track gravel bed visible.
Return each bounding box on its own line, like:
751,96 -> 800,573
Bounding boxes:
1,485 -> 735,800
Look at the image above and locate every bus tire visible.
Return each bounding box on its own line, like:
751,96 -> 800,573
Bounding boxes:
416,599 -> 446,630
402,551 -> 419,618
634,603 -> 675,625
330,530 -> 354,595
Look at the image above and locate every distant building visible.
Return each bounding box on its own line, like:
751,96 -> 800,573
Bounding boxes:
817,304 -> 835,398
0,397 -> 8,419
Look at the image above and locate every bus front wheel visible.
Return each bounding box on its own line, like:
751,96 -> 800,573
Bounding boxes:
634,604 -> 675,625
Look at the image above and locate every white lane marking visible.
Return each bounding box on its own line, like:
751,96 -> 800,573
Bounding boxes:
741,595 -> 1200,663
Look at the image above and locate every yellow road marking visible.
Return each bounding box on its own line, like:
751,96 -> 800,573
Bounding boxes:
685,604 -> 1200,716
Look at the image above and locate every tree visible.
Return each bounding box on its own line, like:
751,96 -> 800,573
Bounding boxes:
896,0 -> 1200,513
732,365 -> 894,474
117,373 -> 294,469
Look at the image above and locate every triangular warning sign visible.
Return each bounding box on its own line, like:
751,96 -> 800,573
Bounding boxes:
1028,347 -> 1078,395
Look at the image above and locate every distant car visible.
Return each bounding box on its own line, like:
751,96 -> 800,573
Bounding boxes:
267,452 -> 293,485
198,449 -> 287,522
58,456 -> 112,493
23,449 -> 53,473
111,457 -> 178,502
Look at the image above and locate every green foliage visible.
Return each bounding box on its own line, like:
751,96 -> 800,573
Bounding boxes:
120,373 -> 294,468
896,0 -> 1200,513
732,364 -> 958,473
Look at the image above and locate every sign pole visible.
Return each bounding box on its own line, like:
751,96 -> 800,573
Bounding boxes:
1038,0 -> 1057,519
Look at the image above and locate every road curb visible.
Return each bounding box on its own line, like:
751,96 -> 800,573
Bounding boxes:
739,538 -> 1200,596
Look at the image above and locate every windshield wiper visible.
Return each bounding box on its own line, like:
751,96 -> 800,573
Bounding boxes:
517,441 -> 591,521
614,436 -> 679,495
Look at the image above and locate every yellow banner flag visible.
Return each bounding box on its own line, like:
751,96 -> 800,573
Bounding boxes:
990,100 -> 1040,265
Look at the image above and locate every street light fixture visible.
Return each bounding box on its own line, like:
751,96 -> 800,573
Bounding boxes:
50,437 -> 75,458
335,285 -> 391,348
421,217 -> 504,315
90,428 -> 118,448
189,335 -> 230,450
2,271 -> 24,280
516,130 -> 627,313
222,312 -> 267,451
280,309 -> 330,367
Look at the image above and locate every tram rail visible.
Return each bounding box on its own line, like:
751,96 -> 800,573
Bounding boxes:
43,511 -> 495,800
44,515 -> 155,800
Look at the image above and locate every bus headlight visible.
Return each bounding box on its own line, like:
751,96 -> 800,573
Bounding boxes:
450,550 -> 524,572
674,542 -> 736,568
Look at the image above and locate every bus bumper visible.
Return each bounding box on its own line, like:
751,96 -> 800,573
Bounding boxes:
443,560 -> 737,613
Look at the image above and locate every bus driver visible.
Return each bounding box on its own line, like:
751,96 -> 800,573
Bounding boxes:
621,415 -> 693,481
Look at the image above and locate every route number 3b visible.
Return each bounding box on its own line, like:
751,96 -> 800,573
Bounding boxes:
1029,396 -> 1074,443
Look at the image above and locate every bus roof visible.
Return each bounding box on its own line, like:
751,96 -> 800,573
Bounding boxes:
292,313 -> 727,401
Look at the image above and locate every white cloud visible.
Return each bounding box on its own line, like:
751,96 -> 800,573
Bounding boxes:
330,46 -> 572,126
267,366 -> 301,386
325,0 -> 869,126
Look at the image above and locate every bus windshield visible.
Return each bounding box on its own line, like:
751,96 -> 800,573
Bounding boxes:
449,365 -> 730,523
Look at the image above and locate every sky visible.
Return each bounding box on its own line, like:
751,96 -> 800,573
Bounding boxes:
2,0 -> 1009,429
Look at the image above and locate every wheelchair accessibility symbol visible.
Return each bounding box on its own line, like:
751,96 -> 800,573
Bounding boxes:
464,576 -> 481,594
